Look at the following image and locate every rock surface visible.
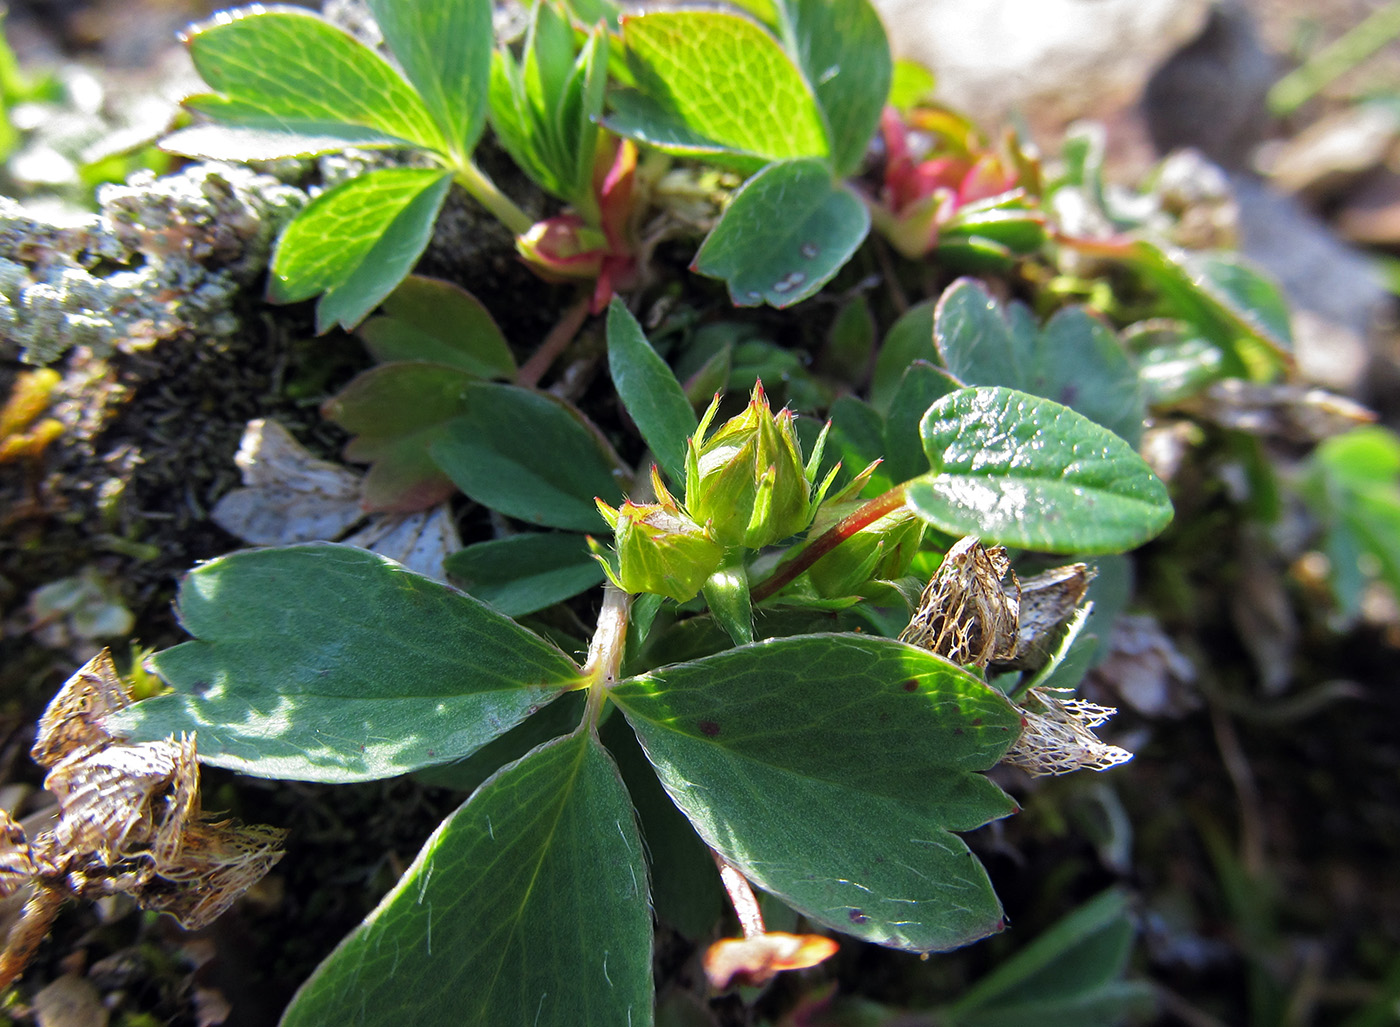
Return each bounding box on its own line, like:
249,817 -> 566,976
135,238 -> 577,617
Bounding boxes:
871,0 -> 1211,125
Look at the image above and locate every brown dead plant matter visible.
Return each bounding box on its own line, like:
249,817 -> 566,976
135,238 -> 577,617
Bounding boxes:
902,537 -> 1129,777
0,651 -> 286,990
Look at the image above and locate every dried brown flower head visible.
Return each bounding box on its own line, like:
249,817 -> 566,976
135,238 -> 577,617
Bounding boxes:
0,650 -> 286,990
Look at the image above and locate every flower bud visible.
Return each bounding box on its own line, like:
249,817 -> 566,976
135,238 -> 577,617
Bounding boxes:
806,511 -> 924,598
595,468 -> 723,603
685,383 -> 813,550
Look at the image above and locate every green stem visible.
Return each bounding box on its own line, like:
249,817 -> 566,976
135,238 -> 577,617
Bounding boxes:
749,485 -> 909,603
453,162 -> 533,236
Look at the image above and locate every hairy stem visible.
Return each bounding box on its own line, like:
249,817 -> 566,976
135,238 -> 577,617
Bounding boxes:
582,581 -> 632,728
749,485 -> 910,603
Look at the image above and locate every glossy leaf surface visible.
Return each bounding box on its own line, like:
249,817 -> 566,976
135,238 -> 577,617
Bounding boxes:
114,545 -> 581,782
282,731 -> 652,1027
692,159 -> 868,308
934,279 -> 1144,445
909,387 -> 1173,554
612,634 -> 1020,952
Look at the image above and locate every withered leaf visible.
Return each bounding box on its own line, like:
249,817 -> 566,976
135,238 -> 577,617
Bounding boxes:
1000,562 -> 1095,671
31,650 -> 129,768
1,652 -> 286,989
704,932 -> 839,991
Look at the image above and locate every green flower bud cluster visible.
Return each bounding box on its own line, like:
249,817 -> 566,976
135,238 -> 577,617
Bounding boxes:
597,383 -> 828,603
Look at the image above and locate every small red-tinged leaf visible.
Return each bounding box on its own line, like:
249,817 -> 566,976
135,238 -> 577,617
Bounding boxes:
323,362 -> 477,514
359,275 -> 516,380
704,932 -> 839,991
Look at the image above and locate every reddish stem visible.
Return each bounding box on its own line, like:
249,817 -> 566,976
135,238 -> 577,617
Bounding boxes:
712,851 -> 765,939
516,292 -> 592,388
749,485 -> 909,603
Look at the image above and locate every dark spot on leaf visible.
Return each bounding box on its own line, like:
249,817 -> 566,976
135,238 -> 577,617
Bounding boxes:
902,680 -> 918,692
699,720 -> 721,737
427,749 -> 435,757
954,727 -> 964,735
972,717 -> 983,726
848,909 -> 868,924
994,917 -> 1008,933
190,680 -> 210,696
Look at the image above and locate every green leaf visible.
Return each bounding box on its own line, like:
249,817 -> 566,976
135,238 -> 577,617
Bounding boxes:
909,387 -> 1173,554
489,7 -> 608,209
359,275 -> 516,380
933,277 -> 1035,392
444,532 -> 606,616
869,298 -> 938,415
602,714 -> 724,941
269,167 -> 453,333
607,299 -> 698,483
366,0 -> 491,163
780,0 -> 891,177
944,889 -> 1155,1027
282,731 -> 652,1027
1302,426 -> 1400,618
112,545 -> 582,783
883,360 -> 958,484
430,384 -> 626,531
1031,307 -> 1144,445
611,634 -> 1020,952
414,689 -> 585,792
692,158 -> 869,308
1131,241 -> 1292,378
166,7 -> 445,159
934,280 -> 1145,445
608,10 -> 828,170
324,362 -> 475,512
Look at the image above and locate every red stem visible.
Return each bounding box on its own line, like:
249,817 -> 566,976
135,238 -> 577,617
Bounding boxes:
516,292 -> 592,388
749,485 -> 908,603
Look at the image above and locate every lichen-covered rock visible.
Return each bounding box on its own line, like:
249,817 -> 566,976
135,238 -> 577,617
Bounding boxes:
1,163 -> 305,365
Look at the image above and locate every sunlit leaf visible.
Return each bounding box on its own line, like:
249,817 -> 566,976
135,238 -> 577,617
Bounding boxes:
612,634 -> 1020,952
269,167 -> 452,333
909,387 -> 1173,554
692,159 -> 868,308
367,0 -> 491,162
283,731 -> 652,1027
166,6 -> 445,159
113,545 -> 582,782
607,10 -> 828,170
